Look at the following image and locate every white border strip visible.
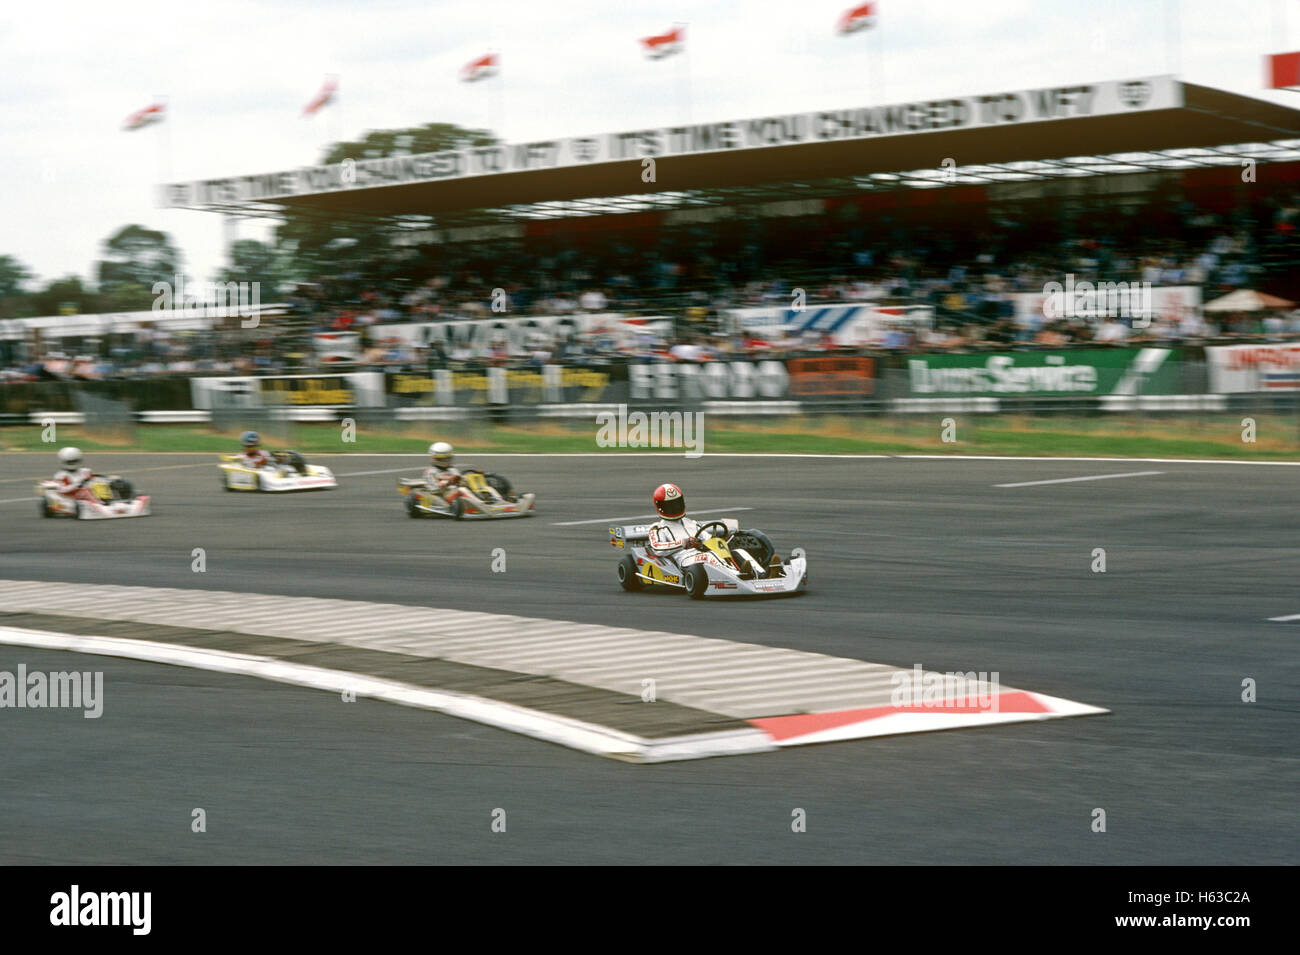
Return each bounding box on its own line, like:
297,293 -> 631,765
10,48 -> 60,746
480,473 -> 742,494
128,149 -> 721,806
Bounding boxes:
0,626 -> 773,764
553,507 -> 753,527
771,692 -> 1108,747
9,452 -> 1300,464
995,470 -> 1163,488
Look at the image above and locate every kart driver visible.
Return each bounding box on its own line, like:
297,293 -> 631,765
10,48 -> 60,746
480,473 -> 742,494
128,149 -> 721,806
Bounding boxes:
53,447 -> 94,498
238,431 -> 273,469
647,483 -> 703,564
424,441 -> 462,502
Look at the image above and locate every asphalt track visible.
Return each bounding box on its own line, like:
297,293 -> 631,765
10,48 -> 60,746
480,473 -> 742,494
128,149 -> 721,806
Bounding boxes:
1,452 -> 1296,864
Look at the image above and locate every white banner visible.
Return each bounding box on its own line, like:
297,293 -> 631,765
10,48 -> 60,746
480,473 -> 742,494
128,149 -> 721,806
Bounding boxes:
1206,343 -> 1300,392
727,303 -> 933,345
1011,285 -> 1201,326
190,372 -> 387,408
162,77 -> 1180,209
371,313 -> 671,357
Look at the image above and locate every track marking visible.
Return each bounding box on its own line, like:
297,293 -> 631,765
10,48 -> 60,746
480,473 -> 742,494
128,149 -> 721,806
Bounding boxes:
0,497 -> 37,505
0,461 -> 214,486
553,506 -> 753,526
995,470 -> 1163,488
333,466 -> 424,478
0,580 -> 1107,762
1267,614 -> 1300,622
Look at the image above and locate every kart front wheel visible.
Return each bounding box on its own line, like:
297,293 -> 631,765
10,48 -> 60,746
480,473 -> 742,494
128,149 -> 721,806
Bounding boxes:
618,555 -> 643,591
39,498 -> 52,518
684,566 -> 708,599
451,498 -> 465,521
406,493 -> 422,518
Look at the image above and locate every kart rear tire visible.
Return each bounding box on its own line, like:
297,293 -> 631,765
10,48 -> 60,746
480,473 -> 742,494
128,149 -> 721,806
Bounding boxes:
617,554 -> 643,591
485,472 -> 512,499
684,566 -> 708,599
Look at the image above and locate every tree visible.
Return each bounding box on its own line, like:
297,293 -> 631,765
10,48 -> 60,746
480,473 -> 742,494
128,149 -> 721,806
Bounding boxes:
0,255 -> 32,299
274,122 -> 500,287
96,225 -> 181,298
216,238 -> 289,297
30,275 -> 96,316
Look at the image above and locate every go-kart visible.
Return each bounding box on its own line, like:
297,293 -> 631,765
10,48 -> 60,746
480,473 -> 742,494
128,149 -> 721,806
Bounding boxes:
398,468 -> 536,520
37,474 -> 151,520
611,519 -> 807,598
218,450 -> 337,492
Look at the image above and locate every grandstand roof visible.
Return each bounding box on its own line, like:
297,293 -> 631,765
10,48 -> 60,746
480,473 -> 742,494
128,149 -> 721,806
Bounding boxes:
163,76 -> 1300,227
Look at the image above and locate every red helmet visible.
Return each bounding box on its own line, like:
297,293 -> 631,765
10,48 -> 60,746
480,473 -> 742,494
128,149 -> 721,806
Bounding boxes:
653,483 -> 685,519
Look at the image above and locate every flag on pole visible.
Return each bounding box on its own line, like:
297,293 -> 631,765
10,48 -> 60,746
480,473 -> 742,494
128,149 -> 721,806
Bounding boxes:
123,102 -> 166,131
640,26 -> 685,59
302,76 -> 338,117
1267,51 -> 1300,89
837,2 -> 877,34
461,53 -> 499,82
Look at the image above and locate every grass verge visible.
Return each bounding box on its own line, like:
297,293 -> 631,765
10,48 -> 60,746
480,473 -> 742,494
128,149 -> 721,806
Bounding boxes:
3,415 -> 1299,459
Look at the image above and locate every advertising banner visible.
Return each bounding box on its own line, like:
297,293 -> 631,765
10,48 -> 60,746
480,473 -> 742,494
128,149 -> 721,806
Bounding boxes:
385,358 -> 875,406
191,373 -> 387,409
371,313 -> 671,358
1206,343 -> 1300,392
164,77 -> 1179,209
905,348 -> 1176,396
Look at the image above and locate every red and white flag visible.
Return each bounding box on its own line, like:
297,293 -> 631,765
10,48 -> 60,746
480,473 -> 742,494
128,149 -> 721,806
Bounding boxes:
837,2 -> 877,34
1268,51 -> 1300,90
302,76 -> 338,117
640,26 -> 684,59
461,53 -> 499,82
123,102 -> 165,131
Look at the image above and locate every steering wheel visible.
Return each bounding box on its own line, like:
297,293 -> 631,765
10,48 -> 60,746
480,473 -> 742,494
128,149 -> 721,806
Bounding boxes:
694,520 -> 730,545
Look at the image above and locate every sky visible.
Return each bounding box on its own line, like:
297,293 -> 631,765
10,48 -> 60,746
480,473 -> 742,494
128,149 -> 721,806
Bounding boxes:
2,0 -> 1298,291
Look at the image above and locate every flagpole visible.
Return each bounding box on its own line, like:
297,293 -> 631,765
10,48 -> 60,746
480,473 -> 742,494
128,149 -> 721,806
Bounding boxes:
156,94 -> 171,186
676,21 -> 692,128
326,73 -> 339,161
493,52 -> 505,142
1164,0 -> 1181,75
873,14 -> 885,103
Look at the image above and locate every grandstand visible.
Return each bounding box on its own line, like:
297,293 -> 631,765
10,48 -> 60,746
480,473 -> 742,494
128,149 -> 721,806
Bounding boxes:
157,74 -> 1300,303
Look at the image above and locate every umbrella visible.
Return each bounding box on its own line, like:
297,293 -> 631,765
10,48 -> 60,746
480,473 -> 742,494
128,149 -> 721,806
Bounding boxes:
1203,289 -> 1295,312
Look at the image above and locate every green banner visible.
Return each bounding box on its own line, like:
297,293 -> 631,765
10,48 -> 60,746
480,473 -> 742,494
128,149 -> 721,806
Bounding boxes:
905,348 -> 1176,397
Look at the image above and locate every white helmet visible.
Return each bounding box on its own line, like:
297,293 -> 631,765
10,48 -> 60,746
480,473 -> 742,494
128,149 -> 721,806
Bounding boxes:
429,441 -> 454,467
57,447 -> 83,468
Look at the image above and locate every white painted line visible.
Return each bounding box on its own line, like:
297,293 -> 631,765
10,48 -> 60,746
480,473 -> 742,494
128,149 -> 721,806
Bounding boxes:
995,470 -> 1164,488
0,497 -> 37,505
333,467 -> 422,478
553,506 -> 753,526
1267,614 -> 1300,622
900,455 -> 1300,466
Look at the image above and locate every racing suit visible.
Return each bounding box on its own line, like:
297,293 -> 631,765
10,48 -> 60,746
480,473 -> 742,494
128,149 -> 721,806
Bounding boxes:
423,465 -> 464,502
646,516 -> 703,567
53,467 -> 94,498
239,449 -> 273,469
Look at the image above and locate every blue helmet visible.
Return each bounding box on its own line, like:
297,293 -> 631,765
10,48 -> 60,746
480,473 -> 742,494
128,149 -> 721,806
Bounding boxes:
241,431 -> 261,448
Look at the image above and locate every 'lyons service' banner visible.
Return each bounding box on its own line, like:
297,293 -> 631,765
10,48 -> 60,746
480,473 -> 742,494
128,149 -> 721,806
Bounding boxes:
906,348 -> 1176,397
1206,343 -> 1300,392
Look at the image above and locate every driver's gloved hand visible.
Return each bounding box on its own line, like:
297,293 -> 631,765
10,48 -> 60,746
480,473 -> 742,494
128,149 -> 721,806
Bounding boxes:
685,537 -> 702,550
